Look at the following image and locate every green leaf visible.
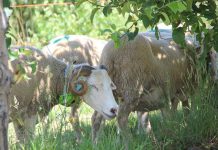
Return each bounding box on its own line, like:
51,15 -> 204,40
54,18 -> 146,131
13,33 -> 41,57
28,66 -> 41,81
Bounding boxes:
125,15 -> 133,26
122,2 -> 131,16
3,0 -> 10,8
23,74 -> 31,80
127,27 -> 139,41
22,49 -> 33,56
196,33 -> 202,44
160,12 -> 170,25
111,32 -> 120,48
186,0 -> 193,11
8,49 -> 19,61
27,61 -> 37,74
6,37 -> 11,48
101,29 -> 112,34
90,8 -> 99,24
203,11 -> 216,20
133,27 -> 139,38
142,15 -> 151,28
144,7 -> 153,19
110,24 -> 116,30
118,28 -> 127,33
166,1 -> 187,14
187,14 -> 198,25
18,48 -> 25,53
116,7 -> 122,14
155,26 -> 159,40
103,5 -> 112,17
172,27 -> 185,46
214,34 -> 218,51
59,94 -> 75,107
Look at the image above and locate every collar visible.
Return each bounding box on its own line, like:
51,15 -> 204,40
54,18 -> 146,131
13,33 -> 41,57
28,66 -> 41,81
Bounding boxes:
58,63 -> 80,106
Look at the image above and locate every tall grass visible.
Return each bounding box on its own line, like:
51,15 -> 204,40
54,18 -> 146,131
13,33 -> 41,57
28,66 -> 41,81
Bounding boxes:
8,104 -> 159,150
150,77 -> 218,149
9,80 -> 218,150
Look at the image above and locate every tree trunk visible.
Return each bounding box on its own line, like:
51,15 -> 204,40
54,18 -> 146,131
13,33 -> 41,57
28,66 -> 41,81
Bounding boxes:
0,0 -> 11,149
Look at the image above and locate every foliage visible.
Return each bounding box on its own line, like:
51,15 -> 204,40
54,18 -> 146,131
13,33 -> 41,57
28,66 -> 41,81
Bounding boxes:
83,0 -> 218,52
7,0 -> 144,48
3,1 -> 37,82
8,47 -> 37,82
3,1 -> 11,8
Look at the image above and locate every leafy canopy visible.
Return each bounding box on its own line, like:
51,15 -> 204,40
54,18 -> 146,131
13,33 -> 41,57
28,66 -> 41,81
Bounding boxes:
79,0 -> 218,52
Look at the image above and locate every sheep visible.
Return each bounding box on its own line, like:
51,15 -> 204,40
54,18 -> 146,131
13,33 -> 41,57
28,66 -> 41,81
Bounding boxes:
41,35 -> 108,142
143,30 -> 218,85
90,30 -> 191,142
8,46 -> 118,143
43,35 -> 107,65
91,30 -> 218,144
98,33 -> 217,149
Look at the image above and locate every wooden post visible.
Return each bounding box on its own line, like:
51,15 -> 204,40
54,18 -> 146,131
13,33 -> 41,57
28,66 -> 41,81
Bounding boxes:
0,0 -> 11,149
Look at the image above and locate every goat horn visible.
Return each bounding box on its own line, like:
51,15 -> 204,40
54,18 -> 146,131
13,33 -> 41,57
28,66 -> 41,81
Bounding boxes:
71,65 -> 95,79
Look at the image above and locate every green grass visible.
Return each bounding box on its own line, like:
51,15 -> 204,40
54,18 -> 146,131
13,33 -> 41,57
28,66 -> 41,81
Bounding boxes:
8,104 -> 160,150
9,90 -> 218,150
9,82 -> 218,150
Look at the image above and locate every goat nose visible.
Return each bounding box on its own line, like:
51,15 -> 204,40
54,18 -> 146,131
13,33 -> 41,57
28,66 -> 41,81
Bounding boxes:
110,108 -> 117,115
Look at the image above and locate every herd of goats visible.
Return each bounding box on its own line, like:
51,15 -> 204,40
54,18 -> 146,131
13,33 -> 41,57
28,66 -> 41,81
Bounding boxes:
8,29 -> 218,149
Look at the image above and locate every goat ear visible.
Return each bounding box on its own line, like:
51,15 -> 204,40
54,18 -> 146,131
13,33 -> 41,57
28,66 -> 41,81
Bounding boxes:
70,80 -> 88,96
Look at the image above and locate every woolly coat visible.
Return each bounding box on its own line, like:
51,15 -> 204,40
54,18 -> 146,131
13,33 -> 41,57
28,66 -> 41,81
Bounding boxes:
9,49 -> 66,123
43,35 -> 107,65
100,33 -> 190,111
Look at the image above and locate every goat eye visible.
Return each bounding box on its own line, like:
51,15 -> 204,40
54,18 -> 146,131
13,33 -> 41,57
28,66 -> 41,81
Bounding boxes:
90,84 -> 99,91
